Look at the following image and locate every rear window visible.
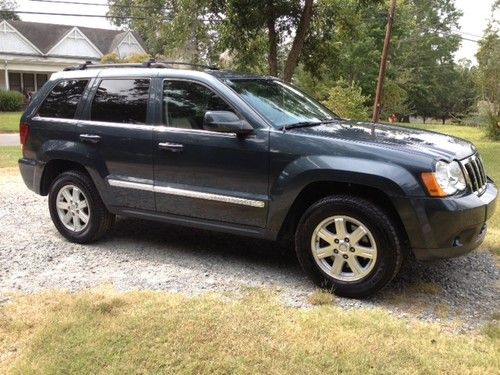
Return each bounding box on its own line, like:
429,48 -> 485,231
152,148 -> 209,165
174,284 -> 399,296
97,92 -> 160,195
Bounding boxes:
90,79 -> 150,124
38,80 -> 88,119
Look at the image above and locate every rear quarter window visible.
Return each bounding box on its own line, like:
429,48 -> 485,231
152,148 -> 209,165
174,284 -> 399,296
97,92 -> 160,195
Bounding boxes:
37,79 -> 89,119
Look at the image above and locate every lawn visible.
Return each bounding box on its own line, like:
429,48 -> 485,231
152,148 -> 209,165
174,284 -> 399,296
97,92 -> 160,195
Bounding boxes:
0,146 -> 21,168
0,112 -> 22,133
0,289 -> 498,374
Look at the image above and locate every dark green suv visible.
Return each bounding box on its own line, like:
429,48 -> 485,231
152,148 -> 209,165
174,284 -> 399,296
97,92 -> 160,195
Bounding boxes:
18,62 -> 497,297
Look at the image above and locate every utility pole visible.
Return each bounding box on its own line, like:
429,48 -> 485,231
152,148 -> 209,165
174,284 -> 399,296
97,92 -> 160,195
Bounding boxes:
372,0 -> 397,123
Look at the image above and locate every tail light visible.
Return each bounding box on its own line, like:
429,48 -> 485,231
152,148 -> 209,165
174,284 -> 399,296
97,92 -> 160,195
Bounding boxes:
20,122 -> 30,149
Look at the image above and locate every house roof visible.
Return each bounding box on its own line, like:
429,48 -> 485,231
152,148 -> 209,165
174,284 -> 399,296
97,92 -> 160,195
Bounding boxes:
6,20 -> 146,55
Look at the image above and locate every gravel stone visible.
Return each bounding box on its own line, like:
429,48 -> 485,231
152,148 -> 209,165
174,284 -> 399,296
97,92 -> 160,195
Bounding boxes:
1,172 -> 498,330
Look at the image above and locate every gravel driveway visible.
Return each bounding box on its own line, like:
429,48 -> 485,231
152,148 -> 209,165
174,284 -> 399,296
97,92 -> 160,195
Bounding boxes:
1,170 -> 498,330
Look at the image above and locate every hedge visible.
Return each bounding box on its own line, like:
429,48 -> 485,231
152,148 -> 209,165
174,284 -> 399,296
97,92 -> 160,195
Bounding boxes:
0,90 -> 24,111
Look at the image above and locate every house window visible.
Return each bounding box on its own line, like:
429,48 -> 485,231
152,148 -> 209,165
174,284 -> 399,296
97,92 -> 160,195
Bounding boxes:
23,73 -> 35,93
36,74 -> 48,90
8,73 -> 21,92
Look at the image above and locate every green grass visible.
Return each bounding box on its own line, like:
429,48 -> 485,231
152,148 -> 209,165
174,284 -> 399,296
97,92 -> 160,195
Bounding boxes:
0,112 -> 22,133
1,289 -> 498,374
398,123 -> 500,256
0,146 -> 20,168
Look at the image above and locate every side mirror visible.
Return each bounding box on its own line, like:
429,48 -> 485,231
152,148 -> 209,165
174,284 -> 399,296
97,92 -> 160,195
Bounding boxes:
203,111 -> 253,135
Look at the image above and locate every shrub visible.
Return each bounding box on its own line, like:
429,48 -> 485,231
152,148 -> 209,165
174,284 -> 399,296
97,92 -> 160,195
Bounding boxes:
100,53 -> 121,64
484,110 -> 500,141
125,53 -> 151,63
322,80 -> 369,120
0,90 -> 24,111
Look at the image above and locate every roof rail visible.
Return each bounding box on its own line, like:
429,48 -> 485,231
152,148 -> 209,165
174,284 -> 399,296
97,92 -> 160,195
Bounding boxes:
63,59 -> 219,71
153,60 -> 219,70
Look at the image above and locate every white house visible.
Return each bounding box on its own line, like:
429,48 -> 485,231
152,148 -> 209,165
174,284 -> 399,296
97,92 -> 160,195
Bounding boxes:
0,20 -> 147,94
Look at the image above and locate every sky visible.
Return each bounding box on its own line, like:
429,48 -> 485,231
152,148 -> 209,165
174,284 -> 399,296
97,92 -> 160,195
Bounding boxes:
454,0 -> 497,63
14,0 -> 498,65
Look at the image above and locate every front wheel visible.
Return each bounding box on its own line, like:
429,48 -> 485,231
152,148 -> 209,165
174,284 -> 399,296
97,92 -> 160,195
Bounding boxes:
295,195 -> 403,298
48,170 -> 115,243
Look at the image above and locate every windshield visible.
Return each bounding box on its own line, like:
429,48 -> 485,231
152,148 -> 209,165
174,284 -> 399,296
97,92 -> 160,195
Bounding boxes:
224,79 -> 339,128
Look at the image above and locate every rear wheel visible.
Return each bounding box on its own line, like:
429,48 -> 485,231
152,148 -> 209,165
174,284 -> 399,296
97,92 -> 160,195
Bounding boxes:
48,170 -> 115,243
295,195 -> 403,298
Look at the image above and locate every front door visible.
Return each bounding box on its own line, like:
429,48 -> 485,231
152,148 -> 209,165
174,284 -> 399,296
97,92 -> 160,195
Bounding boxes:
153,79 -> 269,228
77,77 -> 155,210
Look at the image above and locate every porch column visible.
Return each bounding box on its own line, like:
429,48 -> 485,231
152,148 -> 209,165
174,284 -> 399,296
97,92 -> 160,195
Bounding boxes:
3,60 -> 9,91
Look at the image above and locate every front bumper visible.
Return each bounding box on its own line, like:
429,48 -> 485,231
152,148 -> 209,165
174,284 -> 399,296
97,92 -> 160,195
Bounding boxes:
408,179 -> 497,260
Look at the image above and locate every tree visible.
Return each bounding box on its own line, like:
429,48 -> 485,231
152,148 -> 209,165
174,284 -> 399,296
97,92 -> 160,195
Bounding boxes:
390,0 -> 462,121
476,4 -> 500,114
322,79 -> 369,120
476,0 -> 499,139
108,0 -> 380,81
380,79 -> 408,120
296,0 -> 466,123
432,62 -> 476,123
220,0 -> 315,80
107,0 -> 223,64
0,0 -> 19,20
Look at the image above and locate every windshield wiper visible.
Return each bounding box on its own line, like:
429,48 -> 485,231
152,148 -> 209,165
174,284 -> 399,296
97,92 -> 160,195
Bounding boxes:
281,119 -> 338,132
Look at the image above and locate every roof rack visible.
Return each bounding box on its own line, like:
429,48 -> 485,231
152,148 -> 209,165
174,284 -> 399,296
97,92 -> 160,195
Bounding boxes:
63,59 -> 219,71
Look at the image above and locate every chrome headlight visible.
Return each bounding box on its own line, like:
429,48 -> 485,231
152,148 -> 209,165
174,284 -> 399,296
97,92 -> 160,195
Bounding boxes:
434,160 -> 467,195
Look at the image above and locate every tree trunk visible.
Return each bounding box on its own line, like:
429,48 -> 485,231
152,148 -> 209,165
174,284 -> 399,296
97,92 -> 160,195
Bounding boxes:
442,117 -> 446,125
283,0 -> 314,82
267,1 -> 278,76
422,116 -> 426,124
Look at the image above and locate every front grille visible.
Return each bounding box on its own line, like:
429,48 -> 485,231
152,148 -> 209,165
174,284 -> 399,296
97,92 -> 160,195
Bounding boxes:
460,154 -> 488,195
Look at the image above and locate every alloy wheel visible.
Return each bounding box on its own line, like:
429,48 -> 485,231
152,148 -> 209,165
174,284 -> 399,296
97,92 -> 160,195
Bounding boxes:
55,184 -> 90,232
310,215 -> 377,282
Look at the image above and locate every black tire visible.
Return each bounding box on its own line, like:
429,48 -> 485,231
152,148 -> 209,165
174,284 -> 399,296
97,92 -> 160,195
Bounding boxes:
295,195 -> 403,298
48,170 -> 115,243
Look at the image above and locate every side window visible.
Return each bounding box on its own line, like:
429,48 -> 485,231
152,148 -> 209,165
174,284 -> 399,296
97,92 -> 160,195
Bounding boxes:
38,80 -> 88,119
91,79 -> 150,124
163,80 -> 232,130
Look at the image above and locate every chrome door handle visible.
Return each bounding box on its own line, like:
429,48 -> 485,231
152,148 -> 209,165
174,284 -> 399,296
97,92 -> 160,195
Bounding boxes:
79,134 -> 101,144
158,142 -> 184,152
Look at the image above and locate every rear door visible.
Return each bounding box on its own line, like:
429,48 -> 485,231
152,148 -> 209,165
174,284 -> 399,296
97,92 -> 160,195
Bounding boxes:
77,77 -> 155,210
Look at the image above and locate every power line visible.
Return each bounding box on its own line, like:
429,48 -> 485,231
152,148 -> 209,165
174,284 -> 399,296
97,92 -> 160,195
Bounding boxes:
12,10 -> 148,19
451,29 -> 483,39
29,0 -> 167,10
12,10 -> 220,22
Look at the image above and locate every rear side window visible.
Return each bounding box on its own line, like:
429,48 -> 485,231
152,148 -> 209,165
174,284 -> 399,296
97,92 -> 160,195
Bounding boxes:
38,80 -> 88,119
90,79 -> 150,124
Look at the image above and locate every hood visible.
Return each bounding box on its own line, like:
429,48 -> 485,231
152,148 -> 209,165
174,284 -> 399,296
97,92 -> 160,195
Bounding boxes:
289,120 -> 476,161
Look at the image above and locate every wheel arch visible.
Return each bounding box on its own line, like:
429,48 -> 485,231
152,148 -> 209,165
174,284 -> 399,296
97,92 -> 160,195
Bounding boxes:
275,180 -> 410,250
40,159 -> 89,196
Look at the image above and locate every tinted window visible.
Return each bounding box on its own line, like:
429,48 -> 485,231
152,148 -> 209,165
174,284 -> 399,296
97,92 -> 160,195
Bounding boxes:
225,79 -> 337,128
91,79 -> 150,124
163,80 -> 232,130
38,80 -> 88,119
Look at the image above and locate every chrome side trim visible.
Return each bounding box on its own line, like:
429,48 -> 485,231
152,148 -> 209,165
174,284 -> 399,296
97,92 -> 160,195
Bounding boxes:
154,125 -> 237,138
155,185 -> 265,208
107,179 -> 265,208
77,120 -> 152,131
108,179 -> 154,192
